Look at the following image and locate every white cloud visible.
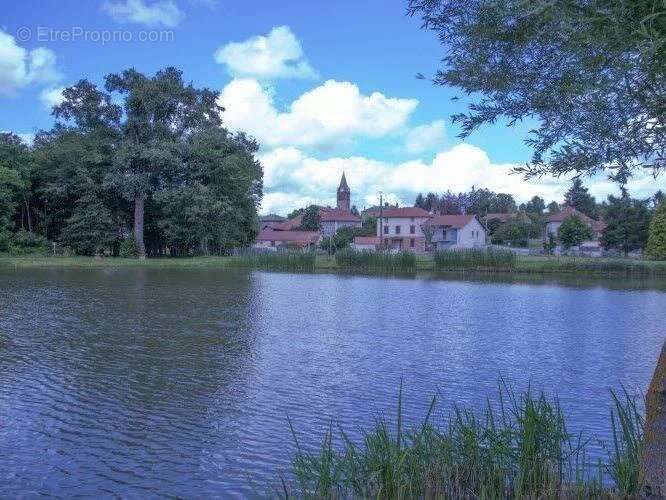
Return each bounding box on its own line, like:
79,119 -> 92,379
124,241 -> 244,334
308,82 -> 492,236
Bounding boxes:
258,144 -> 665,215
102,0 -> 184,27
39,87 -> 66,110
0,31 -> 59,96
214,26 -> 317,80
405,120 -> 445,153
219,78 -> 418,149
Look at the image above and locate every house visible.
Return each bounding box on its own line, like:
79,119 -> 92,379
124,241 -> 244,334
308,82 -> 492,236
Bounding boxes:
375,207 -> 432,252
254,229 -> 320,250
259,214 -> 286,230
544,206 -> 606,255
423,214 -> 486,250
352,236 -> 380,251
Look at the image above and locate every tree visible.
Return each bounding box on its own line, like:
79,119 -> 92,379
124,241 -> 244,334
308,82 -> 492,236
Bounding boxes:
59,187 -> 115,256
564,179 -> 597,217
408,0 -> 665,182
646,202 -> 666,260
523,196 -> 546,214
414,193 -> 426,209
653,190 -> 665,209
103,67 -> 223,258
298,205 -> 321,231
600,190 -> 651,255
558,215 -> 593,250
0,134 -> 31,249
547,201 -> 560,214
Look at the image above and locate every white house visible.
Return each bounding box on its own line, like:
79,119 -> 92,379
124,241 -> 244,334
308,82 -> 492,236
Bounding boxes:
422,214 -> 486,250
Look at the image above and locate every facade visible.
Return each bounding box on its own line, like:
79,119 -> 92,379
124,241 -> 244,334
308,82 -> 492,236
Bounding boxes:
352,236 -> 380,251
320,208 -> 361,237
375,207 -> 431,252
253,229 -> 320,250
423,214 -> 486,250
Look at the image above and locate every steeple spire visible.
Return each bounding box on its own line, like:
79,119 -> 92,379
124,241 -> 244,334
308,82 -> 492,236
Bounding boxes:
338,171 -> 349,192
337,171 -> 351,211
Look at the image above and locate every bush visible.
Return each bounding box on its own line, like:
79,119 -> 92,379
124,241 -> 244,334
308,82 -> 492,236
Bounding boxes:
433,248 -> 516,270
6,230 -> 51,256
119,236 -> 138,258
558,215 -> 593,250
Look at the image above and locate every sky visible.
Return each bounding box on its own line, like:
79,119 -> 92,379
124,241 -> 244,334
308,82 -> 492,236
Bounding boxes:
2,0 -> 664,215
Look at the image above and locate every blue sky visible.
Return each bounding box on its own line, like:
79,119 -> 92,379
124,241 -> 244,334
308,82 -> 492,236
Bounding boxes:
2,0 -> 663,214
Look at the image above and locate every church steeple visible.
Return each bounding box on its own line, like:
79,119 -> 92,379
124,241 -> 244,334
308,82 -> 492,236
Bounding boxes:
337,172 -> 351,211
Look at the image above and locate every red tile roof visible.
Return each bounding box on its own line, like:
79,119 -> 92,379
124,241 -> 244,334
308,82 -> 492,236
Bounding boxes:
275,214 -> 303,230
375,207 -> 431,218
353,236 -> 380,245
319,208 -> 361,222
256,229 -> 320,243
424,214 -> 476,229
545,206 -> 594,224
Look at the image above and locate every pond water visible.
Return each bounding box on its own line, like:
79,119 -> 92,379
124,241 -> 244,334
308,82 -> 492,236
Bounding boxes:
0,268 -> 664,497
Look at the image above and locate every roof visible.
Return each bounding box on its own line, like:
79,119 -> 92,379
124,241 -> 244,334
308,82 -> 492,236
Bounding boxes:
545,206 -> 594,224
484,212 -> 528,223
319,208 -> 360,222
424,214 -> 477,229
260,214 -> 285,222
362,205 -> 399,217
375,207 -> 431,218
256,229 -> 320,243
353,236 -> 380,245
275,214 -> 303,230
338,172 -> 349,192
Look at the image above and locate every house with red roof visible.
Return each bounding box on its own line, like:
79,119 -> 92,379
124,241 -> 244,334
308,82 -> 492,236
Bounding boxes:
423,214 -> 486,250
254,229 -> 321,250
374,207 -> 432,252
544,206 -> 606,255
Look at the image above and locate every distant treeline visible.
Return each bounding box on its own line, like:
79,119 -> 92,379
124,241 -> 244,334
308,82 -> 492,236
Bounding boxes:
0,67 -> 262,258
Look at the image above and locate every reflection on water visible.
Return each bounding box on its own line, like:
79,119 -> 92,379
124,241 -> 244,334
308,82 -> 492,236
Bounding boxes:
0,268 -> 664,497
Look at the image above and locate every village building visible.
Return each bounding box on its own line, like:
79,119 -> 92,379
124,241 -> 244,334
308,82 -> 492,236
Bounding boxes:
374,207 -> 432,252
259,214 -> 286,230
544,206 -> 606,255
254,230 -> 320,250
423,214 -> 487,250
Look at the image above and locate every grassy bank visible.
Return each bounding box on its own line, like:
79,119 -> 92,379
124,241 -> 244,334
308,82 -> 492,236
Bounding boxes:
280,385 -> 644,499
1,252 -> 666,277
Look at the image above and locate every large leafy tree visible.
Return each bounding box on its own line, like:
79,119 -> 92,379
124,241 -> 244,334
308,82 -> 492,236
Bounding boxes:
521,196 -> 546,214
298,205 -> 322,231
600,189 -> 652,255
408,0 -> 665,182
646,201 -> 666,260
558,215 -> 594,249
104,67 -> 223,258
0,134 -> 32,247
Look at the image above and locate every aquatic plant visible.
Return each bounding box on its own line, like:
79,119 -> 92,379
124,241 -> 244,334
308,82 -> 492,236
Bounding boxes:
232,251 -> 316,271
334,249 -> 417,271
279,383 -> 644,499
433,248 -> 517,271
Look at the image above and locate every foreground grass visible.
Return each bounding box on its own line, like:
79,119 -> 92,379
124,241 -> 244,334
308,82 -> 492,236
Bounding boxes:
279,384 -> 644,499
2,251 -> 666,277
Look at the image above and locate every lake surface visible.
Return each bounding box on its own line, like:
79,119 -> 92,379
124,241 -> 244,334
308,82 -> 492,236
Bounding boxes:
1,267 -> 664,497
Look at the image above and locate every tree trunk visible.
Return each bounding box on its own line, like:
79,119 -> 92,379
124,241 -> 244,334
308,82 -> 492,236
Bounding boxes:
24,196 -> 33,235
134,195 -> 146,259
640,341 -> 666,497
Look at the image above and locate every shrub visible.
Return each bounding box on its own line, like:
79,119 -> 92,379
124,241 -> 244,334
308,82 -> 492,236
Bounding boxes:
6,230 -> 51,256
558,215 -> 593,250
335,248 -> 416,271
233,250 -> 316,271
119,236 -> 138,258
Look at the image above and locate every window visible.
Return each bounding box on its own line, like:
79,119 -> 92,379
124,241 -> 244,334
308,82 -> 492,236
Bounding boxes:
384,225 -> 389,234
395,225 -> 401,234
410,238 -> 415,248
410,225 -> 415,234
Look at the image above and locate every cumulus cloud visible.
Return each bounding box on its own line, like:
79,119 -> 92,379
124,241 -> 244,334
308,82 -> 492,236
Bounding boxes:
214,26 -> 317,80
257,144 -> 665,215
405,120 -> 445,153
0,31 -> 60,96
39,87 -> 66,110
102,0 -> 184,27
219,78 -> 418,149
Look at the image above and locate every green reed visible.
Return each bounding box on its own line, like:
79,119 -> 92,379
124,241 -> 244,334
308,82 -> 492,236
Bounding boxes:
433,248 -> 517,271
279,382 -> 644,499
335,249 -> 417,271
232,251 -> 316,271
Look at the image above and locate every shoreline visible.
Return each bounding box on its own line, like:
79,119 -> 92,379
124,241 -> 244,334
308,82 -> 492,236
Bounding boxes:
1,254 -> 666,278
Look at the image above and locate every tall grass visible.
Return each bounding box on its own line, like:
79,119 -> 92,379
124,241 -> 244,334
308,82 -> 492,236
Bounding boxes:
279,383 -> 644,499
335,249 -> 416,272
433,248 -> 517,271
232,251 -> 316,271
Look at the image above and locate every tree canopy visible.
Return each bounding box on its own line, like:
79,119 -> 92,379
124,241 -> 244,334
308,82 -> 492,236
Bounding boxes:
409,0 -> 665,182
600,190 -> 652,255
558,215 -> 594,249
646,201 -> 666,259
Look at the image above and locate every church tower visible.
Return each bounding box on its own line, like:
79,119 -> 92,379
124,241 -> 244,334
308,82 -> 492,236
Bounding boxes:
337,172 -> 351,211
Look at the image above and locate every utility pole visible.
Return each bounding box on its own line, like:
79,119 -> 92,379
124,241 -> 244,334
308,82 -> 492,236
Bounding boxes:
379,192 -> 383,251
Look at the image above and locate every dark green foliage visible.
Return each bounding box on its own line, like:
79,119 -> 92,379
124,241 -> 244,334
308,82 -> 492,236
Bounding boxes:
547,201 -> 560,214
433,248 -> 516,270
0,133 -> 32,241
600,190 -> 652,255
298,205 -> 321,231
335,248 -> 416,271
543,233 -> 557,255
558,216 -> 594,249
646,202 -> 666,260
4,230 -> 50,256
233,251 -> 316,271
59,190 -> 116,255
408,0 -> 665,181
119,235 -> 138,258
607,389 -> 644,496
491,219 -> 539,247
564,179 -> 597,218
280,384 -> 644,498
522,196 -> 546,214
